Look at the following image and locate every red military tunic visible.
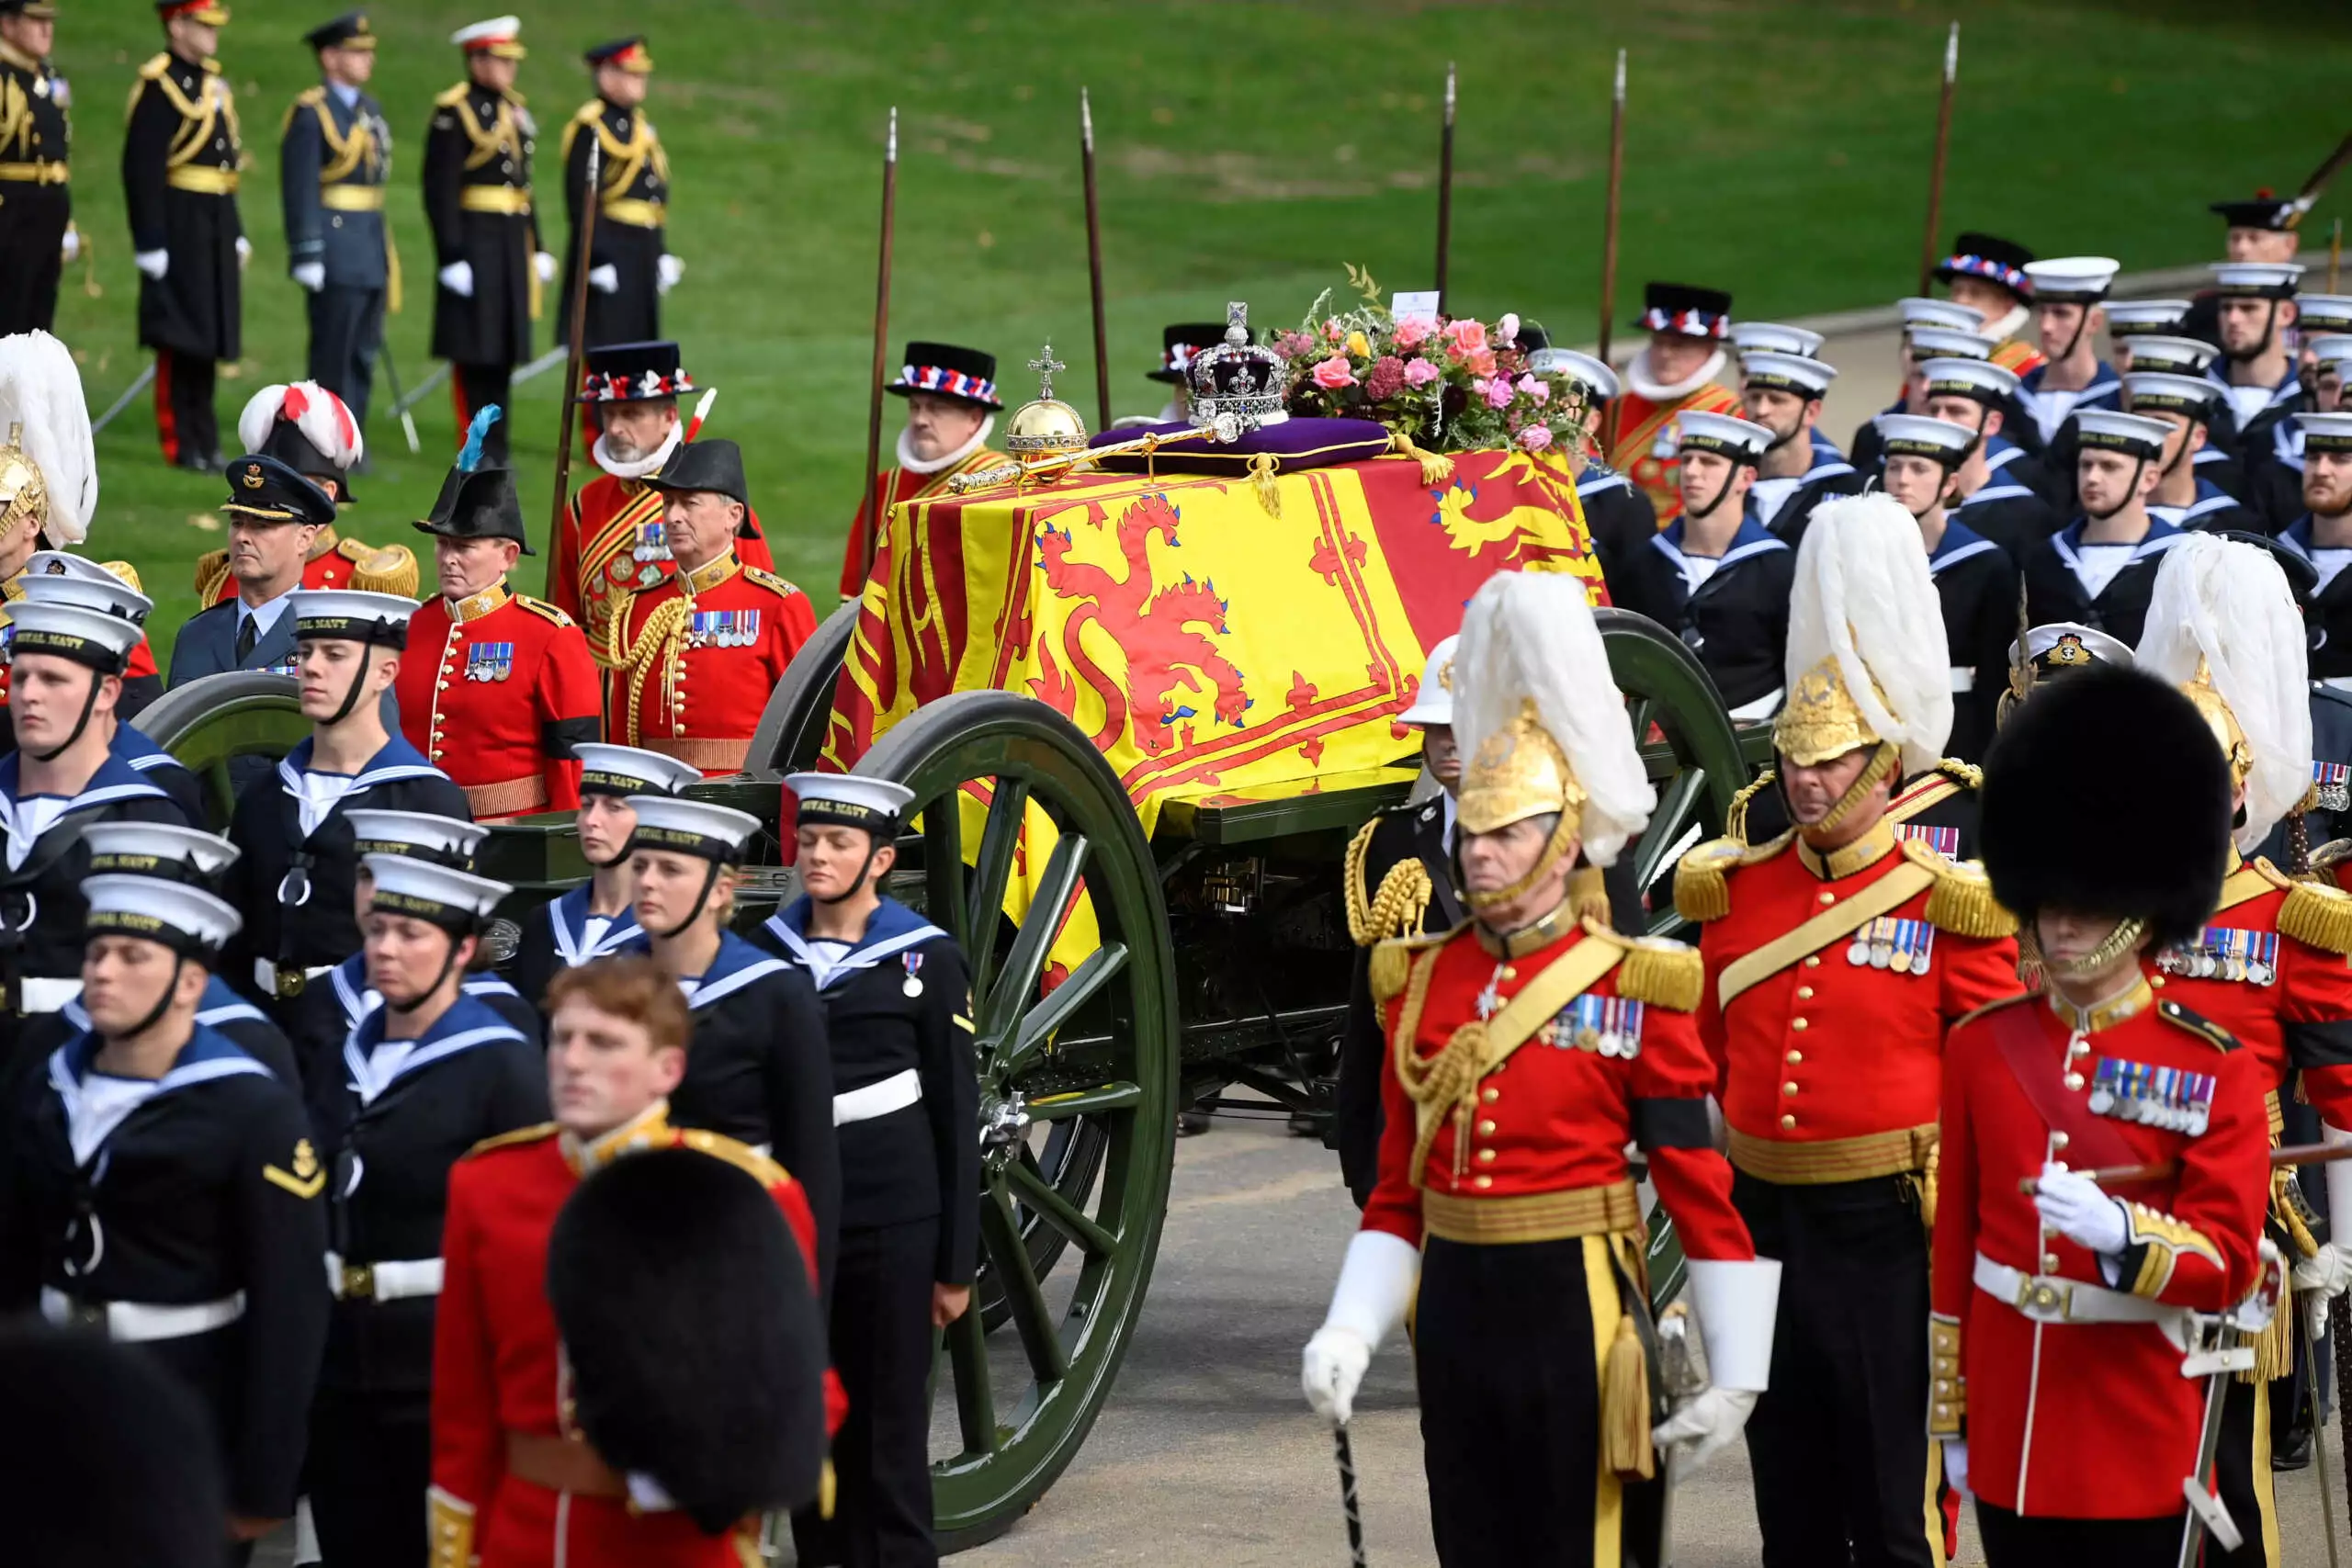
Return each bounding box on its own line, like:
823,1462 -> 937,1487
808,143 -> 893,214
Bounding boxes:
1605,378 -> 1741,529
604,550 -> 817,777
836,450 -> 1006,601
396,581 -> 605,820
548,471 -> 777,656
1931,983 -> 2271,1518
429,1109 -> 832,1568
1684,820 -> 2023,1184
198,525 -> 417,604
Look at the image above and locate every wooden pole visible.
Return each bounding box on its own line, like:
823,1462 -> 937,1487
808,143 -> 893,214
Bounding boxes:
547,136 -> 600,592
1081,88 -> 1112,434
2018,1138 -> 2352,1194
1598,50 -> 1626,453
2332,217 -> 2344,295
1917,22 -> 1959,297
1434,62 -> 1455,312
857,108 -> 899,590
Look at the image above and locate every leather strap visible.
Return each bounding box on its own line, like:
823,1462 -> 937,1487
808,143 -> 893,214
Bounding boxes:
1984,1001 -> 2142,1177
1716,862 -> 1933,1008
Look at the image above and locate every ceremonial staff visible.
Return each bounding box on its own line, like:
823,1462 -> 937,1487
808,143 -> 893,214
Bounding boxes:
1916,22 -> 1960,297
1081,88 -> 1112,434
1434,62 -> 1455,313
2017,1138 -> 2352,1191
2291,130 -> 2352,229
858,107 -> 899,588
548,137 -> 602,565
1332,1424 -> 1368,1568
1597,50 -> 1626,451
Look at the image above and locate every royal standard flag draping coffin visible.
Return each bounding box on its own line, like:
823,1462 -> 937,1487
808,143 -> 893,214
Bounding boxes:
822,447 -> 1604,980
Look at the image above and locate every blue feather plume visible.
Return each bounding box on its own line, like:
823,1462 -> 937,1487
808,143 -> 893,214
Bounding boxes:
458,405 -> 503,472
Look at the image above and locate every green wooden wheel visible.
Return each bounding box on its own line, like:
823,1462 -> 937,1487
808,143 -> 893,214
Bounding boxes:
135,671 -> 310,830
853,689 -> 1178,1551
744,599 -> 860,776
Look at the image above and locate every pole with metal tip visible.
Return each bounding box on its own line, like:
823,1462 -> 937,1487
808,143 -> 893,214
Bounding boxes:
2306,1306 -> 2343,1568
87,362 -> 158,436
375,341 -> 423,455
1598,49 -> 1626,452
1917,22 -> 1959,297
1434,62 -> 1455,314
1332,1422 -> 1368,1567
857,107 -> 899,589
1081,88 -> 1112,435
547,135 -> 600,585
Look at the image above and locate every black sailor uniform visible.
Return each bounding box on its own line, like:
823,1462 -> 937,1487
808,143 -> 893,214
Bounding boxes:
501,882 -> 640,1018
1927,517 -> 2018,764
1607,513 -> 1795,718
286,950 -> 540,1093
2020,517 -> 2187,651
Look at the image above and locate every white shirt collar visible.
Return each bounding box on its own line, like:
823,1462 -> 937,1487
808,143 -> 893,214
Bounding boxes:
897,415 -> 998,477
237,592 -> 294,637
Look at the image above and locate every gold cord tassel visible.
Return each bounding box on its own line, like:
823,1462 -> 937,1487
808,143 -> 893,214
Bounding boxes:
2279,881 -> 2352,955
1387,430 -> 1455,486
1566,865 -> 1611,927
1724,770 -> 1775,845
1917,852 -> 2019,939
1600,1314 -> 1656,1480
1672,840 -> 1743,924
1615,942 -> 1703,1012
1246,451 -> 1283,518
618,598 -> 691,747
1369,941 -> 1410,1005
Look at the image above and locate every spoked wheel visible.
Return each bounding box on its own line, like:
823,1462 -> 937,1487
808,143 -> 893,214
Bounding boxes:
136,671 -> 308,829
852,690 -> 1179,1551
745,599 -> 859,774
976,1118 -> 1109,1334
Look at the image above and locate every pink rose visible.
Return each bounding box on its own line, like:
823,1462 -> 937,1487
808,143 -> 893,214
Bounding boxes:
1324,318 -> 1344,344
1404,357 -> 1442,388
1392,316 -> 1430,350
1498,312 -> 1521,345
1311,354 -> 1358,389
1518,423 -> 1554,452
1442,318 -> 1488,357
1466,347 -> 1498,378
1479,377 -> 1514,410
1517,373 -> 1549,405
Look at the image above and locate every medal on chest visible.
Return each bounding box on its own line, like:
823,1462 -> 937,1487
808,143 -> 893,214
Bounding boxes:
2316,761 -> 2350,813
2156,925 -> 2278,987
632,519 -> 672,570
1652,421 -> 1679,460
1847,917 -> 1935,974
1892,822 -> 1961,858
465,640 -> 515,682
1544,994 -> 1645,1058
902,952 -> 924,998
2086,1055 -> 2216,1135
688,608 -> 759,649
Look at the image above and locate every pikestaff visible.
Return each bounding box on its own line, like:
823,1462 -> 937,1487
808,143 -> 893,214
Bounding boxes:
1081,88 -> 1112,435
1916,22 -> 1960,297
548,137 -> 602,550
858,107 -> 899,587
1433,62 -> 1455,312
1597,49 -> 1626,450
2290,129 -> 2352,230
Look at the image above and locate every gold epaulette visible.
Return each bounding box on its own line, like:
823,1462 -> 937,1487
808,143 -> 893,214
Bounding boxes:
1370,924 -> 1453,1006
2155,998 -> 2238,1054
435,82 -> 471,109
282,85 -> 325,136
1951,989 -> 2040,1031
461,1121 -> 558,1159
1903,839 -> 2017,938
2312,839 -> 2352,889
1671,831 -> 1790,923
95,559 -> 143,596
1343,811 -> 1433,947
2279,874 -> 2352,956
513,593 -> 575,627
677,1125 -> 793,1190
745,566 -> 801,599
346,540 -> 419,597
192,547 -> 232,605
1578,920 -> 1703,1012
1724,771 -> 1775,845
1891,759 -> 1979,822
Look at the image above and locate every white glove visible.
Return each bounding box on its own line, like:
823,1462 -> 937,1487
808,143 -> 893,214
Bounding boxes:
1301,1326 -> 1372,1427
235,234 -> 252,270
134,248 -> 169,281
2034,1163 -> 2129,1255
2294,1244 -> 2352,1301
1300,1229 -> 1418,1427
535,251 -> 559,284
657,253 -> 684,294
58,226 -> 79,265
438,260 -> 474,298
587,263 -> 619,294
1943,1438 -> 1971,1500
1652,1387 -> 1758,1471
291,261 -> 326,293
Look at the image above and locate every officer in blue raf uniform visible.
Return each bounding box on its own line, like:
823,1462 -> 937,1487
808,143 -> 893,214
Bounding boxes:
763,773 -> 977,1568
282,12 -> 395,435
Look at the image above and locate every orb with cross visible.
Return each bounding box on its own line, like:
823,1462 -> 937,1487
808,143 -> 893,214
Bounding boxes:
1004,340 -> 1091,457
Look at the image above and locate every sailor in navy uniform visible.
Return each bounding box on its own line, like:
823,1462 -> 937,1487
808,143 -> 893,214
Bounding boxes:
2203,262 -> 2311,529
8,559 -> 204,819
1740,350 -> 1860,545
2103,298 -> 2190,372
2125,371 -> 2260,535
762,773 -> 976,1568
2014,256 -> 2123,453
2120,333 -> 2250,505
222,591 -> 469,1014
2280,418 -> 2352,845
1607,410 -> 1794,720
1874,414 -> 2018,762
0,872 -> 327,1562
1848,303 -> 1993,473
502,740 -> 698,1012
1912,355 -> 2063,565
1730,318 -> 1849,466
305,852 -> 546,1568
2022,411 -> 2184,649
1530,347 -> 1654,592
621,793 -> 837,1273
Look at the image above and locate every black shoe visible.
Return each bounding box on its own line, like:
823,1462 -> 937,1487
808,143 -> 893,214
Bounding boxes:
1176,1110 -> 1213,1137
2273,1426 -> 2314,1472
173,451 -> 215,474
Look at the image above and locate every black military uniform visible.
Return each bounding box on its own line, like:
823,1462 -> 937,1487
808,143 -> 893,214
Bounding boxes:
1758,460 -> 1865,547
423,25 -> 540,468
2019,410 -> 2188,650
560,37 -> 670,349
1951,446 -> 2064,565
1609,511 -> 1795,716
1577,459 -> 1656,592
0,1 -> 73,334
122,3 -> 243,471
281,12 -> 393,434
305,855 -> 546,1568
763,773 -> 977,1568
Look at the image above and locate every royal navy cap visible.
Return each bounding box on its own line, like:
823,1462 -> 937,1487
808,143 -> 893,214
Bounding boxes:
2297,412 -> 2352,455
1872,414 -> 1976,466
1526,348 -> 1619,402
2307,334 -> 2352,377
288,589 -> 417,649
2010,622 -> 2133,675
2022,257 -> 2120,304
2121,335 -> 2221,377
85,874 -> 241,958
2103,299 -> 2191,337
1397,635 -> 1459,727
81,822 -> 239,884
15,558 -> 153,627
450,15 -> 524,56
784,773 -> 915,835
573,743 -> 704,799
1906,325 -> 1997,362
1917,356 -> 2022,404
2123,372 -> 2223,420
1739,351 -> 1836,398
1676,410 -> 1771,461
2210,262 -> 2303,300
2072,408 -> 2171,458
362,854 -> 513,929
6,600 -> 141,672
1897,297 -> 1986,334
628,796 -> 763,863
2299,296 -> 2352,333
1729,321 -> 1825,359
346,810 -> 488,868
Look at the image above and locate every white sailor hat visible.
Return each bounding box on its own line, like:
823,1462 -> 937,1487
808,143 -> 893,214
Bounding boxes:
784,773 -> 915,836
2021,257 -> 2120,304
2299,295 -> 2352,333
82,822 -> 239,884
1525,348 -> 1618,402
1871,414 -> 1976,466
1739,351 -> 1838,398
2307,335 -> 2352,376
1917,356 -> 2022,404
572,743 -> 705,800
2122,335 -> 2220,376
2123,372 -> 2223,420
628,795 -> 763,862
2297,412 -> 2352,455
2072,408 -> 2172,459
1397,635 -> 1459,727
2012,621 -> 2133,673
1906,325 -> 1996,362
1896,298 -> 1984,334
2210,262 -> 2304,300
346,810 -> 488,867
1675,410 -> 1773,461
2103,299 -> 2190,336
1729,321 -> 1826,358
450,16 -> 526,56
288,589 -> 417,649
5,600 -> 141,671
85,874 -> 242,959
19,556 -> 154,626
362,853 -> 514,930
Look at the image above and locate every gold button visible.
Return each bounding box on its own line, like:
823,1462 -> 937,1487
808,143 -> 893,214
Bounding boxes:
2052,1132 -> 2070,1150
1818,891 -> 1836,906
1803,955 -> 1821,969
1473,1175 -> 1493,1190
1792,1018 -> 1809,1031
1786,1049 -> 1803,1064
1796,986 -> 1814,999
1481,1088 -> 1498,1103
2069,1041 -> 2089,1057
436,680 -> 448,690
1782,1081 -> 1800,1097
1476,1147 -> 1496,1164
1477,1120 -> 1496,1136
2064,1073 -> 2085,1091
1500,966 -> 1517,981
1780,1113 -> 1797,1130
1935,1378 -> 1951,1393
2042,1252 -> 2061,1272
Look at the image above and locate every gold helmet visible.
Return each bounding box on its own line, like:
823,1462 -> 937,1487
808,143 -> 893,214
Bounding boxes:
0,424 -> 48,547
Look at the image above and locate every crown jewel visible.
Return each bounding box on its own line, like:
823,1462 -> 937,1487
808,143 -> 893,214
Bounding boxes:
1186,301 -> 1290,440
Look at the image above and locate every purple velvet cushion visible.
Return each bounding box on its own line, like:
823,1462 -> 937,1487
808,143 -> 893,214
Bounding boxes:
1085,417 -> 1393,475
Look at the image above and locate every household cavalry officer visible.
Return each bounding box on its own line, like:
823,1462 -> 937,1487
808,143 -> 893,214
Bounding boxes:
763,773 -> 977,1568
305,852 -> 547,1568
1608,281 -> 1744,527
124,0 -> 248,473
2019,410 -> 2182,651
1528,346 -> 1654,592
502,740 -> 698,1014
1914,355 -> 2062,564
1933,664 -> 2273,1566
560,37 -> 675,350
424,16 -> 553,469
0,866 -> 327,1560
0,0 -> 76,335
837,341 -> 1006,599
1301,570 -> 1780,1568
397,410 -> 602,820
1675,493 -> 2023,1568
223,589 -> 469,1012
196,381 -> 416,605
1739,349 -> 1860,544
2125,370 -> 2259,536
281,12 -> 396,436
1335,637 -> 1464,1207
605,437 -> 818,775
2132,534 -> 2352,1568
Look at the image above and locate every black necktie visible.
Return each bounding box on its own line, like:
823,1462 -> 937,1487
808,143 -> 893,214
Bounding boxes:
234,612 -> 256,664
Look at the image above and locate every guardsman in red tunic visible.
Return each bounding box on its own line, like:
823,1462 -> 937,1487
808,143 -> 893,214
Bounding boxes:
1607,282 -> 1743,527
836,341 -> 1006,600
431,953 -> 836,1568
196,382 -> 415,604
1302,571 -> 1780,1568
1935,665 -> 2272,1566
605,438 -> 815,776
397,413 -> 601,819
1678,493 -> 2024,1568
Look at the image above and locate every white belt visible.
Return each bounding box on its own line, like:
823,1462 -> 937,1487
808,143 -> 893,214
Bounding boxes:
254,959 -> 334,998
1974,1252 -> 2190,1340
17,976 -> 81,1014
40,1285 -> 246,1342
1949,667 -> 1976,694
834,1067 -> 922,1127
1726,687 -> 1785,723
325,1252 -> 445,1302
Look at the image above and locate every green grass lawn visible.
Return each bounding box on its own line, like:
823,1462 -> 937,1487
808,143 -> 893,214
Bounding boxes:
43,0 -> 2352,658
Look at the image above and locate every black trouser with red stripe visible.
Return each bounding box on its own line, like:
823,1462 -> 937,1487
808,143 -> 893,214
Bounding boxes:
452,362 -> 514,466
153,348 -> 219,469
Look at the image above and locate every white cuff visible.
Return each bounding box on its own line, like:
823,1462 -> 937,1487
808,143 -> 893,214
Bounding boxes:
1319,1229 -> 1419,1353
1685,1257 -> 1781,1393
2326,1124 -> 2352,1244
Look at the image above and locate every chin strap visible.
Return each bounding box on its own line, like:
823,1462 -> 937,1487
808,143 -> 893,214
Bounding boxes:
112,953 -> 187,1042
325,649 -> 378,728
811,834 -> 885,907
650,860 -> 723,941
385,931 -> 468,1016
2047,309 -> 2095,371
1461,812 -> 1581,913
1783,742 -> 1900,840
27,665 -> 105,763
1683,465 -> 1747,524
2158,421 -> 2204,485
2025,916 -> 2149,982
2082,457 -> 2149,523
2222,300 -> 2279,366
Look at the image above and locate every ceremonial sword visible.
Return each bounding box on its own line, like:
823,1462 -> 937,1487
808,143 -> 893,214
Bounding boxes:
1332,1422 -> 1367,1568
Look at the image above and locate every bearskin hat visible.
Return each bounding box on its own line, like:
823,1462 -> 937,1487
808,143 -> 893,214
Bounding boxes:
1980,664 -> 2231,950
548,1147 -> 829,1533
